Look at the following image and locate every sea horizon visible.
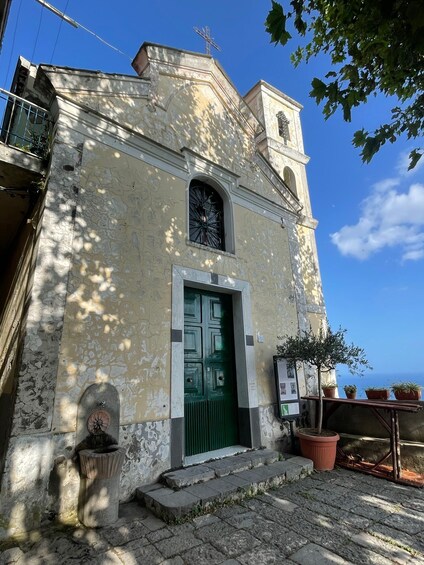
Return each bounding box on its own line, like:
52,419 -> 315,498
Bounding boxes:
336,372 -> 423,399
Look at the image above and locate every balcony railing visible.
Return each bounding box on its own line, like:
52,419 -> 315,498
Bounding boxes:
0,87 -> 51,159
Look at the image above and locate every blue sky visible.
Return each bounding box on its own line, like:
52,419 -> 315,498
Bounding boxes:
1,0 -> 423,377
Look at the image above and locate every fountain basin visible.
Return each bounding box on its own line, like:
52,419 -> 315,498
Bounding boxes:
79,445 -> 125,480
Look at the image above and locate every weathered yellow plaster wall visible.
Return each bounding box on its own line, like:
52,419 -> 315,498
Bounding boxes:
67,76 -> 286,207
297,224 -> 323,307
52,140 -> 299,433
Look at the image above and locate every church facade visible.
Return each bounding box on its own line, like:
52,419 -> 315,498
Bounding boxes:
0,43 -> 325,536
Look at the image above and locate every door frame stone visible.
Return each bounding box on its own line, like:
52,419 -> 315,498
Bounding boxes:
171,265 -> 261,467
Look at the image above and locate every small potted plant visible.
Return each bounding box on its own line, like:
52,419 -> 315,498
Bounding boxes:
343,384 -> 357,399
391,382 -> 422,401
365,387 -> 390,400
322,383 -> 338,398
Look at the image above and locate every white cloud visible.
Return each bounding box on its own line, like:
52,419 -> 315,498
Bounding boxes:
331,161 -> 424,261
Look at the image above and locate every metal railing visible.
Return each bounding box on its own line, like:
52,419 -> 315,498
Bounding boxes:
0,87 -> 51,159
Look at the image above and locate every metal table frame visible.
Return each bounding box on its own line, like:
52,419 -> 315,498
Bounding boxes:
303,396 -> 422,486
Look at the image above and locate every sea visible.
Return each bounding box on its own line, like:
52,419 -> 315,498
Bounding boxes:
336,372 -> 424,399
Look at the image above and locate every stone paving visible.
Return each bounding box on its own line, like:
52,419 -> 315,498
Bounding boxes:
1,468 -> 423,564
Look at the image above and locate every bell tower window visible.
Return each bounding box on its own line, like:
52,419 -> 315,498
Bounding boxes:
283,166 -> 297,198
189,180 -> 225,251
277,111 -> 290,143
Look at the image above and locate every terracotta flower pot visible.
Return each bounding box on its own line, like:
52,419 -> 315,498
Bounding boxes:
297,428 -> 340,471
345,391 -> 357,399
365,389 -> 390,400
322,387 -> 337,398
393,390 -> 421,401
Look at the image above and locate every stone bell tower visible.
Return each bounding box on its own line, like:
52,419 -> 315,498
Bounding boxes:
244,80 -> 313,219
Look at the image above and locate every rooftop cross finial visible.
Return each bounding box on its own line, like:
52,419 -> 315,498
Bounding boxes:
194,26 -> 221,56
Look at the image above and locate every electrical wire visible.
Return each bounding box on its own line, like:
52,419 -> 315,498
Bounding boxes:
50,0 -> 70,64
31,0 -> 45,63
2,0 -> 23,88
75,20 -> 131,60
35,0 -> 132,61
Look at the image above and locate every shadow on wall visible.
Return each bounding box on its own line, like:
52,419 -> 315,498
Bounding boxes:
0,64 -> 320,537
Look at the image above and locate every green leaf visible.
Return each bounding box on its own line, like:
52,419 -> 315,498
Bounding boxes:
265,1 -> 292,45
408,149 -> 423,170
361,136 -> 380,163
352,129 -> 367,148
310,77 -> 327,103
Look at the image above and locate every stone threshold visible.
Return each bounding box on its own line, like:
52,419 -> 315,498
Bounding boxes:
136,449 -> 313,523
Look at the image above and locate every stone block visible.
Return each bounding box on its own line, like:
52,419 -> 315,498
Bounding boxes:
284,457 -> 313,480
233,468 -> 268,485
163,465 -> 215,488
206,457 -> 250,477
221,473 -> 252,489
203,477 -> 239,499
184,482 -> 222,503
136,482 -> 167,501
0,547 -> 24,563
155,490 -> 200,520
239,449 -> 279,467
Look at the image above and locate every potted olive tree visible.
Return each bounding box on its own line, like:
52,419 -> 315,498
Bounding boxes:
277,324 -> 370,470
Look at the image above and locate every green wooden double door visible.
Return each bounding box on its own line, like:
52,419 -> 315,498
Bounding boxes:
184,288 -> 239,456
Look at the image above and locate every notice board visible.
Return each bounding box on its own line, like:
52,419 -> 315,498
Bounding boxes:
273,356 -> 301,419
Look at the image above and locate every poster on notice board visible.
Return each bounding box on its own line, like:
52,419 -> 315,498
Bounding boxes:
273,357 -> 301,419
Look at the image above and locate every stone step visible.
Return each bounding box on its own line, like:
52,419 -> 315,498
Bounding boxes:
136,454 -> 313,524
162,448 -> 279,489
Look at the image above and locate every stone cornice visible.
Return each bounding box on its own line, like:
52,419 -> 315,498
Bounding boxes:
256,133 -> 310,165
244,79 -> 303,111
253,152 -> 303,214
38,65 -> 150,98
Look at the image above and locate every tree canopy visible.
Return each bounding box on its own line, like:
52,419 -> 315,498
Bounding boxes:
265,0 -> 423,169
277,325 -> 370,433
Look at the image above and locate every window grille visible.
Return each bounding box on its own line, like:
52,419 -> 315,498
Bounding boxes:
277,111 -> 290,143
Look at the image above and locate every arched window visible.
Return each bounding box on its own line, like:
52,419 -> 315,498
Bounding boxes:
277,111 -> 290,143
189,180 -> 225,251
283,166 -> 297,198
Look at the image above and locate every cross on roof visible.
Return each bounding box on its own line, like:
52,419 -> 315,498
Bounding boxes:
194,26 -> 221,55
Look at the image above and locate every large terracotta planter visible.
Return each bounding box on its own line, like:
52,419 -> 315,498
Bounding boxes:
297,428 -> 340,471
393,389 -> 421,401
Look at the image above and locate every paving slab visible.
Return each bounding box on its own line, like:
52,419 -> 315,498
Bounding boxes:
154,532 -> 202,558
180,542 -> 226,565
290,542 -> 352,564
211,529 -> 260,558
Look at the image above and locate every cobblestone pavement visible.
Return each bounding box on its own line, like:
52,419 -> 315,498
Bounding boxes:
1,468 -> 423,564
